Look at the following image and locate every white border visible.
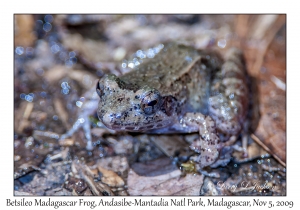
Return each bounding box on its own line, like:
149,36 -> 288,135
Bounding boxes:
1,0 -> 298,209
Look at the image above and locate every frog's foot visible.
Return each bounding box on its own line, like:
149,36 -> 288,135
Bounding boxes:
224,134 -> 248,158
223,135 -> 237,147
59,115 -> 93,150
180,112 -> 222,168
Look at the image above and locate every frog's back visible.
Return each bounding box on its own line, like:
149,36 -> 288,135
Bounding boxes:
121,43 -> 200,94
121,43 -> 222,114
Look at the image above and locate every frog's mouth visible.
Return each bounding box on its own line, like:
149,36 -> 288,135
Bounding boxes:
103,115 -> 176,132
110,124 -> 155,132
107,122 -> 163,132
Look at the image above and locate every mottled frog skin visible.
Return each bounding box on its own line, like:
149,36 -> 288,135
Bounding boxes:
96,43 -> 249,168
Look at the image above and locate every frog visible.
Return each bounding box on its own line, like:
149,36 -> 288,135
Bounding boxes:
96,43 -> 249,168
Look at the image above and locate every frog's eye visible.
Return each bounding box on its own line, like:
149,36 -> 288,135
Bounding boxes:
96,81 -> 104,97
141,90 -> 161,115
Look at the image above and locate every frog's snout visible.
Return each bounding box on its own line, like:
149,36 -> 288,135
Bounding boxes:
101,112 -> 115,128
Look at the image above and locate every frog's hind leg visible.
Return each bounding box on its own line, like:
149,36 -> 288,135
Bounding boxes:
59,89 -> 100,150
208,48 -> 249,140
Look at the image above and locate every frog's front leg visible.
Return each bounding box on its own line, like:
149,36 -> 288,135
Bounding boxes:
60,115 -> 93,150
60,87 -> 100,150
175,112 -> 222,168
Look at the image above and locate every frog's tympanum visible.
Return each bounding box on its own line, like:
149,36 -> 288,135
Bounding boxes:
96,43 -> 249,168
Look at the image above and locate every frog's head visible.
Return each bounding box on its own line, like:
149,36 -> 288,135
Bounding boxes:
96,74 -> 178,131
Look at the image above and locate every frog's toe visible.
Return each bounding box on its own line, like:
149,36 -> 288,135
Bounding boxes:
190,136 -> 220,168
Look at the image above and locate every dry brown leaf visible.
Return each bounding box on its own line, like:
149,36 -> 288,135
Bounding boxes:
127,168 -> 203,195
97,166 -> 125,187
60,33 -> 113,63
97,156 -> 129,175
250,18 -> 286,165
150,135 -> 192,158
15,15 -> 36,47
54,99 -> 70,129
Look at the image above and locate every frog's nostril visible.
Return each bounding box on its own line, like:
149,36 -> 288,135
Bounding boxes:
102,113 -> 114,126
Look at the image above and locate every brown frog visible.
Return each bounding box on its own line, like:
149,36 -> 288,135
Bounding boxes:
96,43 -> 249,168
